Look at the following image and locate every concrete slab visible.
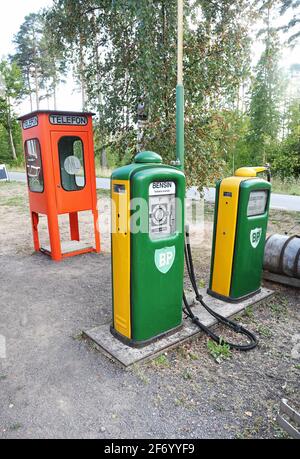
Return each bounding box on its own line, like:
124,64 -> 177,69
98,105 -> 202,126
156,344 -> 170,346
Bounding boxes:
83,287 -> 275,368
263,271 -> 300,289
41,241 -> 93,255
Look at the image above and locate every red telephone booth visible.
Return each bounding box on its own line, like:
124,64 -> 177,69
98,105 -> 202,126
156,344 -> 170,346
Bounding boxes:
18,110 -> 101,261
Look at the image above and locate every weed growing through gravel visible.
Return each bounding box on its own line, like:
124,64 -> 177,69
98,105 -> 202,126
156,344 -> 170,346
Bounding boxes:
207,339 -> 232,363
9,423 -> 22,432
244,306 -> 254,319
257,324 -> 273,338
153,354 -> 169,367
269,300 -> 288,318
182,370 -> 193,380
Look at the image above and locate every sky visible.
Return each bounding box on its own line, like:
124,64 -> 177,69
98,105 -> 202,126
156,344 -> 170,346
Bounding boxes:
0,0 -> 299,116
0,0 -> 81,114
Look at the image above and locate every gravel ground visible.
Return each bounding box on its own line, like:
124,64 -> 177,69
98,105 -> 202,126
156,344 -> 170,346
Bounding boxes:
0,181 -> 299,439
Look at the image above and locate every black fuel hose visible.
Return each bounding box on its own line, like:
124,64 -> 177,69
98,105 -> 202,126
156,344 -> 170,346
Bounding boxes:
183,227 -> 258,351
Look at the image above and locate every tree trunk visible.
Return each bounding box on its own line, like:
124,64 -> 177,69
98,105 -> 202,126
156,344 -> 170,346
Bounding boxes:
8,128 -> 17,161
79,34 -> 86,111
92,11 -> 102,121
27,72 -> 33,112
162,0 -> 169,120
7,99 -> 17,160
34,64 -> 39,110
91,13 -> 107,167
101,147 -> 107,168
32,27 -> 40,111
53,75 -> 57,110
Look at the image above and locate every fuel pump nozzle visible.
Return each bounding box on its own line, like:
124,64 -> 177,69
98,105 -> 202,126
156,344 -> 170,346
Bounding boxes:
235,165 -> 271,182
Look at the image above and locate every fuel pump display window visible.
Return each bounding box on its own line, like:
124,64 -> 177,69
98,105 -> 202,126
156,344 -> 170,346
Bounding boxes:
25,139 -> 44,193
149,181 -> 176,240
58,136 -> 85,191
247,190 -> 268,217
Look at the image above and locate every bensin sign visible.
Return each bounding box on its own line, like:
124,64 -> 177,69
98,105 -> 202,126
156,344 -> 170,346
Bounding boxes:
49,114 -> 88,126
149,181 -> 176,196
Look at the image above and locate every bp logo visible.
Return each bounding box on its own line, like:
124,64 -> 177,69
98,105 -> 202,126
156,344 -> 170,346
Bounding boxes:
250,227 -> 262,249
155,246 -> 176,274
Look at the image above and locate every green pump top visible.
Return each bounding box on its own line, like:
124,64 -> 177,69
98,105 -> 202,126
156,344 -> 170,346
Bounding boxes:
134,151 -> 162,164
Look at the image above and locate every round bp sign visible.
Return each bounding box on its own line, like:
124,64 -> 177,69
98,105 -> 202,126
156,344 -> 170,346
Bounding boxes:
64,156 -> 81,175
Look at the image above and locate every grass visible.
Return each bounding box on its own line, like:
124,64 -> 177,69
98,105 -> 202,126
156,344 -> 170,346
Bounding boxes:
0,196 -> 25,207
269,300 -> 288,317
96,188 -> 111,199
257,324 -> 273,338
6,165 -> 25,173
182,370 -> 193,380
271,176 -> 300,196
0,182 -> 27,208
95,166 -> 113,178
244,306 -> 254,319
6,163 -> 300,195
8,423 -> 22,432
207,339 -> 232,363
152,354 -> 169,367
7,164 -> 113,179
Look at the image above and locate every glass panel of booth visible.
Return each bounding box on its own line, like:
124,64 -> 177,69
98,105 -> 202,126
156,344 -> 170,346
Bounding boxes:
58,136 -> 86,191
25,139 -> 44,193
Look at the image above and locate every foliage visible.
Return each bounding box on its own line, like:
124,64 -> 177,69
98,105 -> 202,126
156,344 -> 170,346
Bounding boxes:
44,0 -> 254,189
0,124 -> 10,163
0,0 -> 299,184
0,60 -> 24,161
272,99 -> 300,177
13,12 -> 66,111
207,339 -> 232,363
279,0 -> 300,44
247,17 -> 284,164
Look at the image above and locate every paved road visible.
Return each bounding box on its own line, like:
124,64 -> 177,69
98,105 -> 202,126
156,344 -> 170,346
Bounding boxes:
8,171 -> 300,212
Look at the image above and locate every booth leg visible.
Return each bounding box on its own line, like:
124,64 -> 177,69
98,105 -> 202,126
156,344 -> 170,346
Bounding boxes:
47,214 -> 62,261
69,212 -> 80,241
31,212 -> 40,251
93,209 -> 101,253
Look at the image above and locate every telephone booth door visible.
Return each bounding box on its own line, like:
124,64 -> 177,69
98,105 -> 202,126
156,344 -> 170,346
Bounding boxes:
51,131 -> 93,214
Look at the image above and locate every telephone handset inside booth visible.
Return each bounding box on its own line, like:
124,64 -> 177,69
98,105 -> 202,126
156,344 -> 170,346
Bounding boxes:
149,181 -> 176,240
58,136 -> 85,191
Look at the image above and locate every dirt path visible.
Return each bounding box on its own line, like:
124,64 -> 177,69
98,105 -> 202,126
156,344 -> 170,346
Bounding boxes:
0,182 -> 299,439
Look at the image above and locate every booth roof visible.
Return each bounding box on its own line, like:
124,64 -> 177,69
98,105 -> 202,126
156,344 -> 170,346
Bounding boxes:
17,110 -> 96,121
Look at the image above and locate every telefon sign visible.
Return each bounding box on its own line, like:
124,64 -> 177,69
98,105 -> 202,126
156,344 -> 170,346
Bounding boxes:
49,114 -> 88,126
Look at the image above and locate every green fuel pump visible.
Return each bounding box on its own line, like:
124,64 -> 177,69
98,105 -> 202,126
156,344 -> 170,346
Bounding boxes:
110,152 -> 185,347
